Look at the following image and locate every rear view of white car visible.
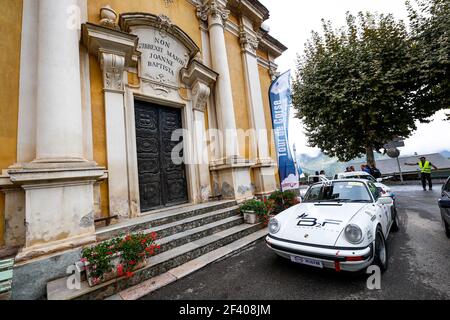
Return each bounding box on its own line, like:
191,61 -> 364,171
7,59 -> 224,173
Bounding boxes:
266,180 -> 399,272
335,171 -> 395,201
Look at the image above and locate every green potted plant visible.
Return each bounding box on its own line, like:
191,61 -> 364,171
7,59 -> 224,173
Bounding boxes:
239,199 -> 268,224
80,232 -> 160,287
267,190 -> 300,216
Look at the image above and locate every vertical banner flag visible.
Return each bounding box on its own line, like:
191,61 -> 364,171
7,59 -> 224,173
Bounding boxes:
269,70 -> 299,191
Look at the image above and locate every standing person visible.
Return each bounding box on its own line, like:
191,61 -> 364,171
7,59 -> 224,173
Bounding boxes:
313,171 -> 320,183
363,164 -> 373,175
405,156 -> 438,191
371,164 -> 382,179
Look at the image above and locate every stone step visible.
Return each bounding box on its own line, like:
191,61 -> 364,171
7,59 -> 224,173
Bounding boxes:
145,206 -> 240,241
157,215 -> 244,254
47,223 -> 264,300
96,200 -> 237,241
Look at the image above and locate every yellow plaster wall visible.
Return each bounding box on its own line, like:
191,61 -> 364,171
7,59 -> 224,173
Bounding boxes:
224,31 -> 252,159
259,65 -> 280,186
0,0 -> 23,246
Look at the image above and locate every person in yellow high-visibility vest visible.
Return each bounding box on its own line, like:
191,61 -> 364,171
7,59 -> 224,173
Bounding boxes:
405,156 -> 438,191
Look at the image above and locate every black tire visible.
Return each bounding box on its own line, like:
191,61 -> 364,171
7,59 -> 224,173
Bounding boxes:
444,219 -> 450,239
391,206 -> 400,232
373,228 -> 388,272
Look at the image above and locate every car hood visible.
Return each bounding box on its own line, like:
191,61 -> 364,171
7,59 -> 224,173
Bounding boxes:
276,203 -> 368,247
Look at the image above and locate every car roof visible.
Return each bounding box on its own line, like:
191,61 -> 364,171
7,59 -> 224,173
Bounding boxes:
311,179 -> 370,187
338,171 -> 370,176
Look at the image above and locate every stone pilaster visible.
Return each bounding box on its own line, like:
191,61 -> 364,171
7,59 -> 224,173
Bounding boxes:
239,18 -> 277,196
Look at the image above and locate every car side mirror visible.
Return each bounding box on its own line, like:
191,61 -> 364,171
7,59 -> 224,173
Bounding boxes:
377,178 -> 383,183
438,199 -> 450,209
377,197 -> 393,205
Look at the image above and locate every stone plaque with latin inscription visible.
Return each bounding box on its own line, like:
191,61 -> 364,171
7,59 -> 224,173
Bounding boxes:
132,26 -> 190,88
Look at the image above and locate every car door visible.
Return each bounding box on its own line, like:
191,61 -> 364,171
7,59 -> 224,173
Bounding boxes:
368,182 -> 390,235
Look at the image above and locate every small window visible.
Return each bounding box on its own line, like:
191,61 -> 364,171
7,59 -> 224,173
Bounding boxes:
444,179 -> 450,192
368,182 -> 380,200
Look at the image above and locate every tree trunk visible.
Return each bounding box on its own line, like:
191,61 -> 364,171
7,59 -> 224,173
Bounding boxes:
366,147 -> 376,167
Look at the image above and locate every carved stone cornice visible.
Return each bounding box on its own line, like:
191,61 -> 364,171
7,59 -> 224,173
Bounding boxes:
196,0 -> 231,28
181,59 -> 218,112
81,23 -> 140,92
81,23 -> 139,68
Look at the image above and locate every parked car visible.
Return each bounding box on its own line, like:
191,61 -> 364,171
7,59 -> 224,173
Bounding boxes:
266,179 -> 399,272
306,175 -> 329,185
438,177 -> 450,238
334,171 -> 395,201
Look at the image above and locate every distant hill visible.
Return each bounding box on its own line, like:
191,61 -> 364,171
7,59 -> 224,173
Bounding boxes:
441,150 -> 450,158
297,150 -> 450,176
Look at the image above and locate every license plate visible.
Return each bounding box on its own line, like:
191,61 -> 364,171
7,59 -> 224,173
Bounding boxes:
290,255 -> 323,268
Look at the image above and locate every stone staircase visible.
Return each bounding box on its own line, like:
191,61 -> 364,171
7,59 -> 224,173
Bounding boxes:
47,200 -> 265,300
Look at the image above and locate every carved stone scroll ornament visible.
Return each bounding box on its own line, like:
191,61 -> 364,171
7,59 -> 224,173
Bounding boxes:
100,52 -> 126,92
192,81 -> 211,113
196,0 -> 230,27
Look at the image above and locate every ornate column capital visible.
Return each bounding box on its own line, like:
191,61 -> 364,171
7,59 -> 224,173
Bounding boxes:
100,52 -> 126,92
239,28 -> 259,55
196,0 -> 230,28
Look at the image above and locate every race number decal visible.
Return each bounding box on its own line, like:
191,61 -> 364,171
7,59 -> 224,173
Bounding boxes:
297,214 -> 342,228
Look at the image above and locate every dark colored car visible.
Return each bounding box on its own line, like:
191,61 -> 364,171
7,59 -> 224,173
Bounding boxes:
438,177 -> 450,238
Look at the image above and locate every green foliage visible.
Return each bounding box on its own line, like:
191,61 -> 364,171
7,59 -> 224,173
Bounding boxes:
239,199 -> 268,216
293,11 -> 438,163
267,191 -> 300,215
407,0 -> 450,118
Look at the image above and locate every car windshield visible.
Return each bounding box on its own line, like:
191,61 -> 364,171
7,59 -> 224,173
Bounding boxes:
304,181 -> 372,203
344,174 -> 376,182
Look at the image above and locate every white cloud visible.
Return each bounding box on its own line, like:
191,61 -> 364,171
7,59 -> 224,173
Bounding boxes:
260,0 -> 450,156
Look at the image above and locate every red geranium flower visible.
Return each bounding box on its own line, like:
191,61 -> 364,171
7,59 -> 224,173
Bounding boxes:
125,271 -> 134,279
117,264 -> 124,276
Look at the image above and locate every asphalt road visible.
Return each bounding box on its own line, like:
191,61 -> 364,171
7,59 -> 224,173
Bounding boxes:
142,184 -> 450,300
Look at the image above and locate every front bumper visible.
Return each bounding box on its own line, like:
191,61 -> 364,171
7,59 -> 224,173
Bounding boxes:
266,235 -> 374,272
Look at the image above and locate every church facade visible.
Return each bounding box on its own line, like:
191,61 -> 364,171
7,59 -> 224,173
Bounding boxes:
0,0 -> 286,298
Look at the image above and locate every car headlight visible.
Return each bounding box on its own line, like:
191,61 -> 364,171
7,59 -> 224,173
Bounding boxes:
269,218 -> 281,234
345,224 -> 363,244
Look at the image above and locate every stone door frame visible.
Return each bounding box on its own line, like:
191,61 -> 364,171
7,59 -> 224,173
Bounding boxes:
124,88 -> 196,217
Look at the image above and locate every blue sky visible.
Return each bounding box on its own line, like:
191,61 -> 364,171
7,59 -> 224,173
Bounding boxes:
260,0 -> 450,157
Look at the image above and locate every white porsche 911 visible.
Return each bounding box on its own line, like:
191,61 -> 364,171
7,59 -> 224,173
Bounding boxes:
266,180 -> 399,272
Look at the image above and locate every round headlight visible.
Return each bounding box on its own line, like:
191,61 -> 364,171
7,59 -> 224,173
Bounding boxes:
345,224 -> 363,244
269,218 -> 281,234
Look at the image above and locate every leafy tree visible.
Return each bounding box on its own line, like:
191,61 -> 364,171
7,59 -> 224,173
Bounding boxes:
293,12 -> 424,165
407,0 -> 449,120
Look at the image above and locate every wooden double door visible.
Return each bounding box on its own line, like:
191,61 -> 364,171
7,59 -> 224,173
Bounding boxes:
134,100 -> 188,212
